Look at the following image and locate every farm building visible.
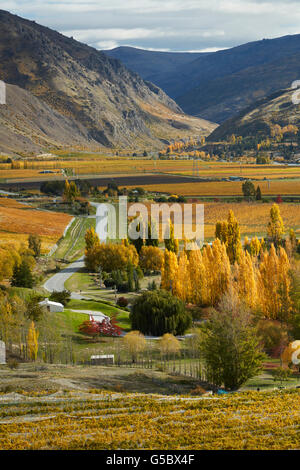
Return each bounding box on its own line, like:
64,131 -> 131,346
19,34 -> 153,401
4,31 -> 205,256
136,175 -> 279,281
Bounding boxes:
90,355 -> 114,365
39,298 -> 64,313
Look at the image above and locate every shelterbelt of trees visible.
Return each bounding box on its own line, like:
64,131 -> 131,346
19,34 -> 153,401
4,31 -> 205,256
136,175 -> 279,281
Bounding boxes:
84,203 -> 298,325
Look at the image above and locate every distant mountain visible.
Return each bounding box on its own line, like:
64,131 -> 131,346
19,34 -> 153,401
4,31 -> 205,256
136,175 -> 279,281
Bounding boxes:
0,10 -> 215,154
106,46 -> 205,90
208,87 -> 300,141
109,37 -> 300,124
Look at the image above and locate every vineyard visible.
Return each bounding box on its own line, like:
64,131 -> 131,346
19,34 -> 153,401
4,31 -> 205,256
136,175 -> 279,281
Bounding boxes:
1,159 -> 300,183
0,197 -> 72,251
0,387 -> 299,449
127,179 -> 300,196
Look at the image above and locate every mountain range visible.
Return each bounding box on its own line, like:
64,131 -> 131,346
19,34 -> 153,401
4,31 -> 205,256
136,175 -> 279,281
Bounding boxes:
107,37 -> 300,123
0,10 -> 215,155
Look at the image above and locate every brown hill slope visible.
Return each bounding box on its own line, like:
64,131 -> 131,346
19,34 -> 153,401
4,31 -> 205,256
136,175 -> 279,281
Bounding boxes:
0,10 -> 216,153
208,87 -> 300,141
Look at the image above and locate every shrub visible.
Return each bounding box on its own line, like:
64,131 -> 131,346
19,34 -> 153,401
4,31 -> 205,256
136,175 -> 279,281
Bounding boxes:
49,290 -> 71,307
7,359 -> 19,370
273,367 -> 293,384
117,297 -> 128,308
130,289 -> 192,336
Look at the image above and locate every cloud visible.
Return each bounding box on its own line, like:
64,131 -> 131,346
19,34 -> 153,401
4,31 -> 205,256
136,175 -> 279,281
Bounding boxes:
5,1 -> 300,52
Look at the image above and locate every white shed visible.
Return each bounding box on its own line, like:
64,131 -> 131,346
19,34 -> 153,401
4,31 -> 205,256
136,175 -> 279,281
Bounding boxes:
39,298 -> 64,313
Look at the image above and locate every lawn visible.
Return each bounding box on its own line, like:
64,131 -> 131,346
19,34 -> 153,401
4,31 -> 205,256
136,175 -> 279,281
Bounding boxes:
66,298 -> 130,330
54,217 -> 95,261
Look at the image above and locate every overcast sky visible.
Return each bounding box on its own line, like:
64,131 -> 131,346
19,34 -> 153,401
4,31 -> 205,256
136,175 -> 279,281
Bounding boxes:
1,0 -> 300,52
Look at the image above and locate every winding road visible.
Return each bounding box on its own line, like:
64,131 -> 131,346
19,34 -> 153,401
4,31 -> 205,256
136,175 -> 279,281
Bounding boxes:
43,256 -> 85,297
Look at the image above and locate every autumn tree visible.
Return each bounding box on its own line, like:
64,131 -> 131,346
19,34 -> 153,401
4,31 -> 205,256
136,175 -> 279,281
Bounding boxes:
63,180 -> 80,202
215,210 -> 241,263
173,250 -> 191,303
27,321 -> 39,361
28,234 -> 41,258
161,249 -> 178,291
242,180 -> 256,201
139,246 -> 163,272
249,237 -> 261,257
123,331 -> 146,363
267,204 -> 285,246
85,242 -> 138,272
164,220 -> 179,254
159,333 -> 181,358
0,245 -> 21,281
234,250 -> 257,309
85,227 -> 100,251
202,239 -> 231,306
258,245 -> 292,322
146,219 -> 159,247
188,247 -> 207,306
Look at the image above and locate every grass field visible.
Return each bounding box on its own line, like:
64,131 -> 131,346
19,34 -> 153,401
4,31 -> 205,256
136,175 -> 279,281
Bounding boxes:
0,197 -> 72,252
54,217 -> 95,261
0,380 -> 298,449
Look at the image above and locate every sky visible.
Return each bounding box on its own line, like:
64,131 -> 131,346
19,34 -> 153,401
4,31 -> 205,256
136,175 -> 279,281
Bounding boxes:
1,0 -> 300,52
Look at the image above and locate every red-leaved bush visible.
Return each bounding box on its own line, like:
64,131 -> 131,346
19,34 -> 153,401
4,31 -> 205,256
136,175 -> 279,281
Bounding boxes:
79,315 -> 122,339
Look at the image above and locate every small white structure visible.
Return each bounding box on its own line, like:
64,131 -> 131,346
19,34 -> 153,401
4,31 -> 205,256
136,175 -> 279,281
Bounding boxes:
91,354 -> 114,365
39,298 -> 64,313
0,341 -> 6,364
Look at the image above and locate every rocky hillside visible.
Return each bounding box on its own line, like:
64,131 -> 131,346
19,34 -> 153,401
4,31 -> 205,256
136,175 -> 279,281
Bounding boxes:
0,10 -> 215,154
208,87 -> 300,141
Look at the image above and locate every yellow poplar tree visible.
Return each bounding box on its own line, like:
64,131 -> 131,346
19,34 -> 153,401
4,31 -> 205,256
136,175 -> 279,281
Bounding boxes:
85,227 -> 100,251
161,249 -> 178,291
267,204 -> 285,246
27,321 -> 39,361
249,237 -> 261,257
164,220 -> 179,254
173,251 -> 191,302
203,239 -> 231,306
258,245 -> 291,321
188,247 -> 207,305
235,250 -> 257,309
215,210 -> 241,263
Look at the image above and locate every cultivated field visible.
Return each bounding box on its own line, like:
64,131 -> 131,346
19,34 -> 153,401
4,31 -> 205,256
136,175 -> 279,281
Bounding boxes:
0,377 -> 298,450
203,202 -> 300,237
0,197 -> 72,252
128,201 -> 300,238
1,159 -> 300,184
127,179 -> 300,196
